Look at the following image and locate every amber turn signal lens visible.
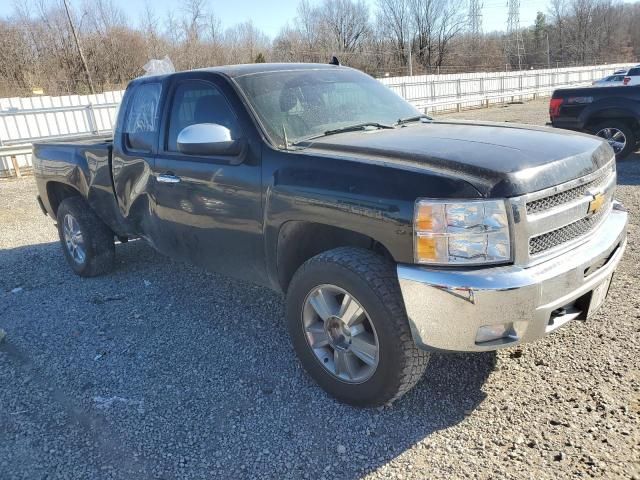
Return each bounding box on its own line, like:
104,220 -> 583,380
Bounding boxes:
416,236 -> 437,261
415,203 -> 435,231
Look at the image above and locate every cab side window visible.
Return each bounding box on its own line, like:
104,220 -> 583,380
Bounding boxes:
166,80 -> 239,153
124,83 -> 161,152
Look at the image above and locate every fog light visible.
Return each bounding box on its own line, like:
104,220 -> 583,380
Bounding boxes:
476,323 -> 515,344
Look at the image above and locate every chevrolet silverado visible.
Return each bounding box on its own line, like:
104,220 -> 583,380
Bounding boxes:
32,63 -> 628,406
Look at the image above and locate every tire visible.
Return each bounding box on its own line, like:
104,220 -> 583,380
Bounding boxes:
590,121 -> 636,160
285,247 -> 429,407
56,197 -> 115,277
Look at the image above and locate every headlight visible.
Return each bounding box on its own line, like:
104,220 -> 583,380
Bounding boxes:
414,199 -> 511,265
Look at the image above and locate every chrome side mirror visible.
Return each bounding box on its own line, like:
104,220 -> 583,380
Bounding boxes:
177,123 -> 243,157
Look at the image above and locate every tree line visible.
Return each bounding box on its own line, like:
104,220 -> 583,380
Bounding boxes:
0,0 -> 638,97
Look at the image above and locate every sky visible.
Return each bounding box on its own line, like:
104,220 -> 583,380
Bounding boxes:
0,0 -> 561,37
119,0 -> 551,35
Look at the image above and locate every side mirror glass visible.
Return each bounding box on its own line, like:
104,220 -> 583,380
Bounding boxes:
177,123 -> 243,157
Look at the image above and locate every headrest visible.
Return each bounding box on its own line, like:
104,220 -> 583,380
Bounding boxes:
279,88 -> 298,112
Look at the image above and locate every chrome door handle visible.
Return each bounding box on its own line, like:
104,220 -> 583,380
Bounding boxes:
157,173 -> 181,184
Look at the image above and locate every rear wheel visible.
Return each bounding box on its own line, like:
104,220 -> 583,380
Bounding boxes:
590,121 -> 636,160
286,247 -> 429,407
56,197 -> 115,277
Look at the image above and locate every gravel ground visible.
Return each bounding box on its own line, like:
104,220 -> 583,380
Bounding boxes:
1,99 -> 639,480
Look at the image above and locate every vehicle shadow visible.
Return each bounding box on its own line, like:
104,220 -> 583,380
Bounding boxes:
1,239 -> 496,479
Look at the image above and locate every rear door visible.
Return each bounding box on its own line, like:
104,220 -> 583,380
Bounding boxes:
149,73 -> 265,283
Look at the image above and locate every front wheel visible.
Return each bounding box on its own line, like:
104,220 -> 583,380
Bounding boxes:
285,247 -> 429,407
56,197 -> 115,277
590,121 -> 637,160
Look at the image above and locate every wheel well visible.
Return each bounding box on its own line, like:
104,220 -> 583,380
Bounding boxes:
276,221 -> 393,292
586,116 -> 640,138
46,182 -> 81,217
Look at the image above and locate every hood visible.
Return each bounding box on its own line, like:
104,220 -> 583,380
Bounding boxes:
301,120 -> 613,197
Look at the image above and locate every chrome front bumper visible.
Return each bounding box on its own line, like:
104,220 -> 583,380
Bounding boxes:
397,205 -> 628,352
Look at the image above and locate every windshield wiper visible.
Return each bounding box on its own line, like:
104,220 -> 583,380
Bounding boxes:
292,122 -> 395,146
324,122 -> 395,135
395,115 -> 432,126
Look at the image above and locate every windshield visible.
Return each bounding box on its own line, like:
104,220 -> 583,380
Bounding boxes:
234,68 -> 419,146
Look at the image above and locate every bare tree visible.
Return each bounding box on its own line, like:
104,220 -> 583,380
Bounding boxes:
409,0 -> 466,70
1,0 -> 638,98
377,0 -> 410,65
297,0 -> 321,54
82,0 -> 125,35
320,0 -> 370,53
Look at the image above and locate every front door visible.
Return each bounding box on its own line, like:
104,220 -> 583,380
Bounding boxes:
150,74 -> 265,284
112,81 -> 163,237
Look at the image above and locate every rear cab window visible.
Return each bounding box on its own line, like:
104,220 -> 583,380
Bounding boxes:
123,83 -> 162,152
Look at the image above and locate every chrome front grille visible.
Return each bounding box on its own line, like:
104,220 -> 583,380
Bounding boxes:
509,159 -> 617,266
526,168 -> 611,215
529,206 -> 610,255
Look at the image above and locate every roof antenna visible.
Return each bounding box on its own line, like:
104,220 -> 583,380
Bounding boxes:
329,56 -> 340,66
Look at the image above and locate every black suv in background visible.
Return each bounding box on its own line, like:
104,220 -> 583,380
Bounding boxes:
550,85 -> 640,159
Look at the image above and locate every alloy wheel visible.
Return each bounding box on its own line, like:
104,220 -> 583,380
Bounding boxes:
301,284 -> 379,383
62,214 -> 86,264
595,127 -> 627,154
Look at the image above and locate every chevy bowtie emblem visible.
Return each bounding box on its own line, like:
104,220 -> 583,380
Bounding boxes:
588,192 -> 606,214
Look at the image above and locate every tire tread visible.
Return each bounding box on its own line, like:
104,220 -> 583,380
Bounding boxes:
56,197 -> 115,277
288,247 -> 428,405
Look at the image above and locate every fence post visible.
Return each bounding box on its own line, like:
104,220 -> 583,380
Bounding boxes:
10,155 -> 21,178
517,74 -> 523,102
456,78 -> 461,112
479,77 -> 486,107
86,103 -> 98,134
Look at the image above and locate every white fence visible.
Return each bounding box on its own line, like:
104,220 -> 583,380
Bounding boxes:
0,63 -> 635,177
379,63 -> 635,112
0,90 -> 123,176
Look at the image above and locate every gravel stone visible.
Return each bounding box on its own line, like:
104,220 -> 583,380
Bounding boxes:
0,98 -> 638,479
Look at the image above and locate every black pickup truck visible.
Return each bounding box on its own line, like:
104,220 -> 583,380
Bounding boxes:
550,85 -> 640,159
33,63 -> 628,406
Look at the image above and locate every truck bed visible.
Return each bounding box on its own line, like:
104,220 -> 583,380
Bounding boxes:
552,84 -> 640,101
32,134 -> 131,237
34,134 -> 113,148
550,85 -> 640,131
